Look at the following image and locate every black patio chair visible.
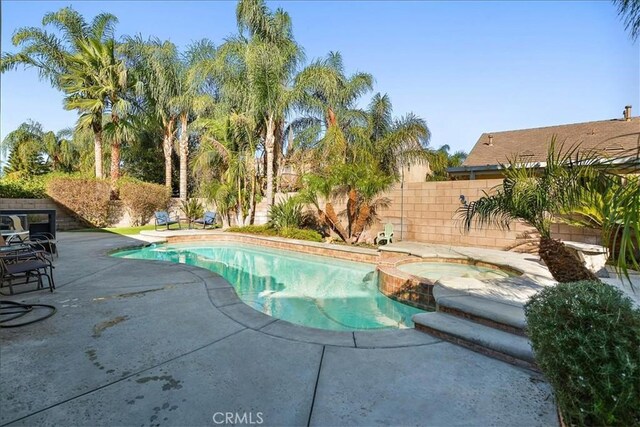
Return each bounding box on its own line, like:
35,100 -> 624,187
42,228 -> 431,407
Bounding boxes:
0,247 -> 55,295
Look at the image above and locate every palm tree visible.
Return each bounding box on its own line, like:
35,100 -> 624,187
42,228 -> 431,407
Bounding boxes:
293,51 -> 373,130
41,129 -> 80,172
288,51 -> 373,175
301,93 -> 430,243
426,145 -> 468,181
457,139 -> 600,283
1,7 -> 119,178
364,93 -> 431,180
613,0 -> 640,41
191,112 -> 259,226
120,36 -> 178,190
60,37 -> 132,188
234,0 -> 303,208
176,40 -> 217,201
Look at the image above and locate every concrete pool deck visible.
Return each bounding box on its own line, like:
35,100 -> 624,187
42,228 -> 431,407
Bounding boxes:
0,232 -> 558,426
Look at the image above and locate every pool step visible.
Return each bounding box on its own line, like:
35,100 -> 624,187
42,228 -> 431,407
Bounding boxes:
433,286 -> 527,336
413,312 -> 536,370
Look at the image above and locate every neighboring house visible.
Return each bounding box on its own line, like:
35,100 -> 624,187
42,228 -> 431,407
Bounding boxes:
448,106 -> 639,179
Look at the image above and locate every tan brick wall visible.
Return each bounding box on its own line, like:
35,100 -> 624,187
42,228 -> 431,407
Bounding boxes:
183,180 -> 604,251
0,198 -> 84,230
372,179 -> 603,250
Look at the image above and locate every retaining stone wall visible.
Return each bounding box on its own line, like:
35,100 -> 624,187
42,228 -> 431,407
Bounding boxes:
0,198 -> 84,230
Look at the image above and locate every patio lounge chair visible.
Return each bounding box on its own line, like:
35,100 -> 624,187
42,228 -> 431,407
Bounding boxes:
0,242 -> 55,295
5,215 -> 57,258
193,211 -> 217,229
376,223 -> 394,245
154,211 -> 181,231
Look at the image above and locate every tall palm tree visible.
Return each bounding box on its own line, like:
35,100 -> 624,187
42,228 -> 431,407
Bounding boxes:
293,51 -> 373,130
234,0 -> 303,208
363,93 -> 431,179
175,40 -> 217,201
120,36 -> 179,190
0,7 -> 118,178
301,94 -> 430,243
457,139 -> 600,283
191,113 -> 259,226
60,37 -> 132,188
288,51 -> 373,174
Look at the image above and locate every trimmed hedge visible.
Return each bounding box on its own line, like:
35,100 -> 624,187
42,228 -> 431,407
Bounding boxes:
0,176 -> 47,198
119,178 -> 171,226
525,281 -> 640,426
226,224 -> 323,242
47,176 -> 116,227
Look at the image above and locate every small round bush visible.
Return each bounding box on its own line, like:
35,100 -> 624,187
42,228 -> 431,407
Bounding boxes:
525,281 -> 640,426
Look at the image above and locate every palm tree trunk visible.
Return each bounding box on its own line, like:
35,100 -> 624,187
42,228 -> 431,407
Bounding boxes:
325,202 -> 349,242
248,158 -> 257,225
93,128 -> 103,179
265,115 -> 276,207
538,237 -> 599,283
109,113 -> 121,192
351,204 -> 371,243
163,118 -> 175,190
236,175 -> 244,226
179,113 -> 189,201
327,107 -> 337,127
110,140 -> 121,189
346,189 -> 357,238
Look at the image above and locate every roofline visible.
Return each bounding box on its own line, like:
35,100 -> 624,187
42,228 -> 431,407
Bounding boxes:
448,156 -> 639,174
477,116 -> 639,137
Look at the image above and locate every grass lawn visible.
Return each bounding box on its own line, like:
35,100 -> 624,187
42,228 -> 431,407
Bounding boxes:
69,224 -> 157,236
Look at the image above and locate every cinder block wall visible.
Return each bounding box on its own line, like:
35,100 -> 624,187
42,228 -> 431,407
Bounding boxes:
253,180 -> 602,250
0,198 -> 84,230
373,179 -> 602,249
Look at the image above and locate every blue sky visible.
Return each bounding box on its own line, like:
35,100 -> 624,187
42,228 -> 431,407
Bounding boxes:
1,0 -> 638,155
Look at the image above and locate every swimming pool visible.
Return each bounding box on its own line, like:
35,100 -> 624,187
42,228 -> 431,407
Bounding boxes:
113,243 -> 424,331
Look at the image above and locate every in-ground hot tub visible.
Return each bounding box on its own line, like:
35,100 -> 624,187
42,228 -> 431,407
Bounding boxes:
377,257 -> 522,311
397,261 -> 516,281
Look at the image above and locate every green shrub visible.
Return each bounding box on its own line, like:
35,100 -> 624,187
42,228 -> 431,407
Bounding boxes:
525,281 -> 640,426
226,224 -> 322,242
0,176 -> 47,198
47,176 -> 116,227
268,197 -> 307,230
278,227 -> 323,242
180,198 -> 204,222
227,224 -> 276,235
119,178 -> 171,226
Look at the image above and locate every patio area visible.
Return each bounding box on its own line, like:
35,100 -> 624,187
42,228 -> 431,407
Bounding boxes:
0,232 -> 558,426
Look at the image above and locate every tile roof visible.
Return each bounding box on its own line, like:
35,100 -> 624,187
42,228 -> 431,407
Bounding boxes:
463,116 -> 640,166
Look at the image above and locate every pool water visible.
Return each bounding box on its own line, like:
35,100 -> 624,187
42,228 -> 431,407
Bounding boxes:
398,262 -> 513,281
113,243 -> 424,331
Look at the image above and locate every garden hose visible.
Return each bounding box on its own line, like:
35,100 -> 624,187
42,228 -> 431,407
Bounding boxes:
0,300 -> 56,328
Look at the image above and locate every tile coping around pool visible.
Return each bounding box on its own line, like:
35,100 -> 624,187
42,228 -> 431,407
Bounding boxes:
112,232 -> 542,347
